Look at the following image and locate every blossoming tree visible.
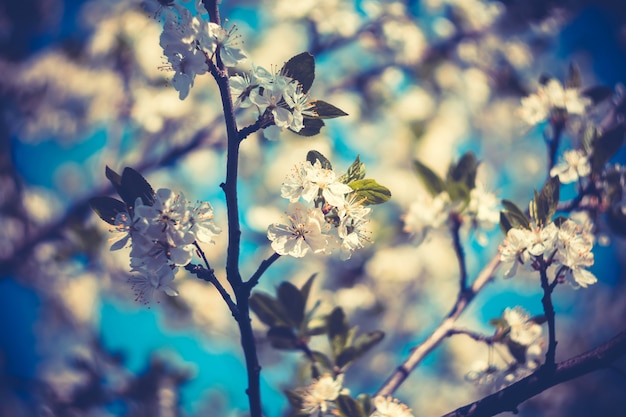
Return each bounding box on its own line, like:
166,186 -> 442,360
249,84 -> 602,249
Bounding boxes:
1,0 -> 626,416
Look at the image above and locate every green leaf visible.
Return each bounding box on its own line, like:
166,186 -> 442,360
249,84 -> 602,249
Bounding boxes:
348,179 -> 391,205
447,151 -> 478,190
336,330 -> 384,369
121,167 -> 155,207
591,123 -> 626,175
337,395 -> 365,417
310,100 -> 349,119
267,326 -> 299,350
446,181 -> 470,203
307,150 -> 333,170
299,273 -> 317,311
529,176 -> 560,227
565,62 -> 582,89
499,199 -> 531,233
277,282 -> 305,326
293,118 -> 325,136
327,307 -> 349,358
581,124 -> 601,154
281,52 -> 315,93
338,155 -> 366,184
414,160 -> 446,196
310,350 -> 334,371
581,85 -> 613,105
89,196 -> 128,225
250,292 -> 289,327
357,394 -> 372,417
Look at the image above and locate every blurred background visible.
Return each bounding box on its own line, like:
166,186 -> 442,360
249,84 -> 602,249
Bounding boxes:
1,0 -> 626,416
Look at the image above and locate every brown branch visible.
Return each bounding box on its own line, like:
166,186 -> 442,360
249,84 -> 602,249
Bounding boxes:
375,254 -> 501,397
538,258 -> 557,368
440,329 -> 626,417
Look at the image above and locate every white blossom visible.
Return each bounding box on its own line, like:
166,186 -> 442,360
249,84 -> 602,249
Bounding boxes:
371,396 -> 415,417
554,219 -> 598,287
502,307 -> 542,346
267,203 -> 331,258
129,259 -> 179,305
403,192 -> 454,244
550,149 -> 591,184
299,374 -> 344,417
518,79 -> 591,126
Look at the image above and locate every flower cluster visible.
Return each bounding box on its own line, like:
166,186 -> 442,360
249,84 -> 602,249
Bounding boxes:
549,149 -> 591,184
109,188 -> 221,304
499,218 -> 597,288
296,375 -> 414,417
145,0 -> 247,99
467,307 -> 543,389
230,65 -> 316,132
298,374 -> 345,417
403,182 -> 500,245
267,154 -> 388,260
518,78 -> 591,126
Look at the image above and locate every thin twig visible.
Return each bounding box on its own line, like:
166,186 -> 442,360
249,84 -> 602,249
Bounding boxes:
244,252 -> 282,294
451,213 -> 468,292
440,330 -> 626,417
185,262 -> 239,317
539,258 -> 558,369
375,254 -> 501,397
448,328 -> 495,344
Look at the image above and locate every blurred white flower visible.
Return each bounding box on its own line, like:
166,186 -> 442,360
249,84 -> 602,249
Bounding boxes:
550,149 -> 591,184
518,79 -> 591,126
502,307 -> 542,346
403,192 -> 454,244
267,202 -> 331,257
299,374 -> 344,417
371,396 -> 415,417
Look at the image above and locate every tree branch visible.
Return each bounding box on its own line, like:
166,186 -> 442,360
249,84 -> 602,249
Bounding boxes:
538,258 -> 557,368
375,254 -> 501,397
244,252 -> 282,294
440,329 -> 626,417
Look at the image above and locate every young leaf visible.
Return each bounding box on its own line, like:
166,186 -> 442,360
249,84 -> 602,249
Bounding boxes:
348,179 -> 391,205
414,160 -> 446,196
500,199 -> 531,230
299,273 -> 317,311
581,85 -> 613,105
250,292 -> 289,327
352,330 -> 384,357
357,394 -> 372,417
267,326 -> 299,350
565,62 -> 582,89
89,196 -> 128,225
591,123 -> 626,175
447,151 -> 478,190
121,167 -> 155,207
506,340 -> 527,365
338,155 -> 366,184
307,150 -> 333,170
281,52 -> 315,93
327,307 -> 349,358
337,395 -> 365,417
310,100 -> 349,119
336,347 -> 358,369
530,176 -> 560,227
277,281 -> 305,326
293,118 -> 325,137
310,350 -> 334,371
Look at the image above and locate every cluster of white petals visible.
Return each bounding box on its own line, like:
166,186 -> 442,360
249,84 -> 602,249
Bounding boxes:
268,159 -> 372,260
145,0 -> 247,99
549,149 -> 591,184
231,65 -> 317,132
518,79 -> 591,126
299,374 -> 345,417
109,188 -> 221,304
370,396 -> 415,417
404,182 -> 500,245
499,218 -> 597,287
502,307 -> 542,347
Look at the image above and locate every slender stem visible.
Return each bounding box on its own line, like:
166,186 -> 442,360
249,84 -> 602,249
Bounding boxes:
375,254 -> 501,397
238,113 -> 274,142
244,252 -> 282,294
204,6 -> 263,415
450,213 -> 468,291
440,330 -> 626,417
538,258 -> 558,369
185,262 -> 239,317
448,328 -> 494,344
